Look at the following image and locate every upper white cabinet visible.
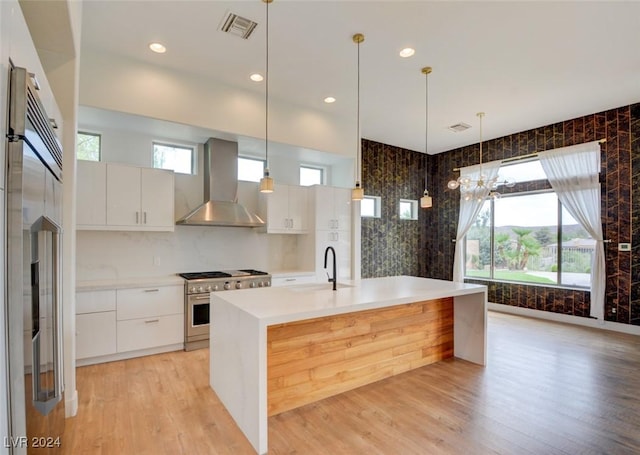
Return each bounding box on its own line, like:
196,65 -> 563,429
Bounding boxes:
77,161 -> 175,231
107,164 -> 174,230
259,183 -> 308,234
77,160 -> 107,226
314,186 -> 351,231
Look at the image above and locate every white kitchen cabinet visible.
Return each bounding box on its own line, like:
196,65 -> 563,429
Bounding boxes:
116,285 -> 183,320
75,290 -> 117,360
76,313 -> 117,360
76,160 -> 107,227
116,285 -> 183,354
106,164 -> 175,231
259,183 -> 308,234
310,186 -> 352,282
75,284 -> 183,363
117,314 -> 183,353
315,230 -> 351,282
314,186 -> 351,232
77,162 -> 174,231
271,273 -> 316,287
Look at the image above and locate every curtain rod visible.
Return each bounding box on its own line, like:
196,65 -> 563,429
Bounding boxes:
452,138 -> 606,172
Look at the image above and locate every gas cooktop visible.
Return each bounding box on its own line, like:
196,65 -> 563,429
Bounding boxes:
178,269 -> 269,281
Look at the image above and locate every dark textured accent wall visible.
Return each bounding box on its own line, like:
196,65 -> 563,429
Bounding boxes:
361,139 -> 430,278
361,102 -> 640,326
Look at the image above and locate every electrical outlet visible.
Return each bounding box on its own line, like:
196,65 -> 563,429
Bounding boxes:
153,256 -> 161,266
612,307 -> 617,314
618,243 -> 631,251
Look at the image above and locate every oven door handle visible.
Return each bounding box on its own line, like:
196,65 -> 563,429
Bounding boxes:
191,295 -> 212,301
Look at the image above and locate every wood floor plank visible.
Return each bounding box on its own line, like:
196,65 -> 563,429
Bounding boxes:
62,312 -> 640,454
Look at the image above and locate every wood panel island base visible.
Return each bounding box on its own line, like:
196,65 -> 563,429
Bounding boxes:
210,276 -> 487,455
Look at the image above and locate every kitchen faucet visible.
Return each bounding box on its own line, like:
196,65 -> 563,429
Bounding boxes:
324,246 -> 337,291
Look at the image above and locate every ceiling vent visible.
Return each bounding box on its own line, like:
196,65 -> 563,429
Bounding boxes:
448,122 -> 472,133
221,12 -> 258,39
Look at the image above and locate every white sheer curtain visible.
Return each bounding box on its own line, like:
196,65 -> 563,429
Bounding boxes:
538,141 -> 604,320
452,160 -> 501,282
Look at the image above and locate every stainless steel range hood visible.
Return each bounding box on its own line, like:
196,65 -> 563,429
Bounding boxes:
176,138 -> 265,227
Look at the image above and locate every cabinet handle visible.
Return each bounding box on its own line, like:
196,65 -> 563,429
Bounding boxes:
136,211 -> 139,224
289,218 -> 294,229
144,211 -> 147,224
144,289 -> 159,293
144,319 -> 160,324
285,278 -> 297,282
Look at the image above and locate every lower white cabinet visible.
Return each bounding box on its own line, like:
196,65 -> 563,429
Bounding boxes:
76,290 -> 117,360
117,314 -> 183,353
271,273 -> 316,287
76,312 -> 117,359
116,285 -> 183,353
76,284 -> 183,362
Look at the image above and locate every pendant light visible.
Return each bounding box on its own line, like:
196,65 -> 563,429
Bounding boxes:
420,66 -> 433,209
259,0 -> 274,193
351,33 -> 364,201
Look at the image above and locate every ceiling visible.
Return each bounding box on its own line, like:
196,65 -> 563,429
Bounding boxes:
80,1 -> 640,155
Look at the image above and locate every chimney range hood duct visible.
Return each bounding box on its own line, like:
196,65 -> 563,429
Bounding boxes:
176,138 -> 265,227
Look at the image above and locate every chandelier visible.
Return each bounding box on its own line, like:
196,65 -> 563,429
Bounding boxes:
446,112 -> 514,200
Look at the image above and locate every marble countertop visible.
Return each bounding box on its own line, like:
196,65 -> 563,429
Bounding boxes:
210,275 -> 486,325
76,275 -> 185,291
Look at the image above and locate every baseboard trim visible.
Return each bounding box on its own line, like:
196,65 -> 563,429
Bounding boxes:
488,303 -> 640,336
76,343 -> 184,367
65,389 -> 78,418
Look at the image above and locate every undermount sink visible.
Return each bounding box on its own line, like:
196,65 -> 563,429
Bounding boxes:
286,282 -> 353,293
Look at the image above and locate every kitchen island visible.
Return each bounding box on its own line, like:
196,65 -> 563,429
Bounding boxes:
210,276 -> 487,454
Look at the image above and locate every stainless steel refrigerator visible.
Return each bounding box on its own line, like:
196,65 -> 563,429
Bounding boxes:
5,65 -> 65,451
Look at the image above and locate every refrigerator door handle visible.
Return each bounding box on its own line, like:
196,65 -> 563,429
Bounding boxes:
30,215 -> 63,416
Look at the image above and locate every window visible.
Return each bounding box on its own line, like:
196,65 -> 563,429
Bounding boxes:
361,195 -> 381,218
300,165 -> 324,186
399,199 -> 418,220
238,157 -> 265,182
464,161 -> 593,288
153,142 -> 194,174
76,132 -> 101,161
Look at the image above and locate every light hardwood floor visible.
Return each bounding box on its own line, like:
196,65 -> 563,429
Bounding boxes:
62,312 -> 640,454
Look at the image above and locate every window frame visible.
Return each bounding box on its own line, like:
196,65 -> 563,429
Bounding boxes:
238,156 -> 266,183
299,164 -> 326,186
76,131 -> 102,161
463,188 -> 592,290
398,199 -> 418,221
152,141 -> 196,175
361,195 -> 381,218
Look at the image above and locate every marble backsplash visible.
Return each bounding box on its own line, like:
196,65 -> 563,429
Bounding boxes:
76,226 -> 303,281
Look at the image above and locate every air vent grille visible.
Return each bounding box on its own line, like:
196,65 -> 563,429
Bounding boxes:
448,122 -> 471,133
221,13 -> 258,39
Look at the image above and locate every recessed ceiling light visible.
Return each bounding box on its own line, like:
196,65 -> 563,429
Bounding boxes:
399,48 -> 415,58
324,97 -> 336,104
250,73 -> 264,82
149,42 -> 166,54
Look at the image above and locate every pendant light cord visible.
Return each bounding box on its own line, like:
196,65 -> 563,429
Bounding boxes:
356,37 -> 361,184
265,0 -> 269,170
424,68 -> 429,189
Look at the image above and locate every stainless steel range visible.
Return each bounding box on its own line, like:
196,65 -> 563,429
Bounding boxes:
178,269 -> 271,351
